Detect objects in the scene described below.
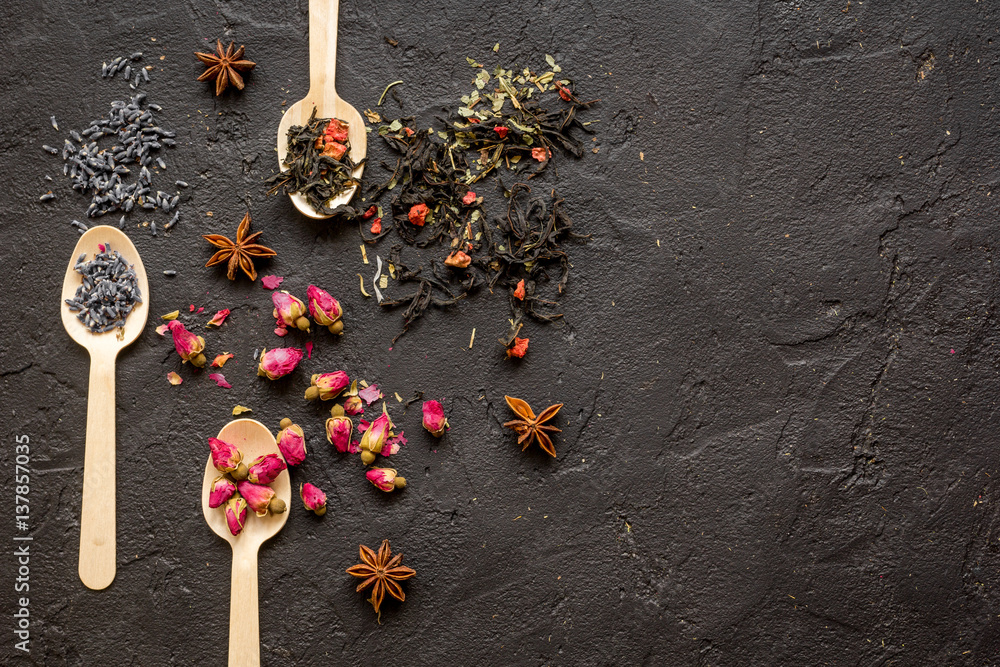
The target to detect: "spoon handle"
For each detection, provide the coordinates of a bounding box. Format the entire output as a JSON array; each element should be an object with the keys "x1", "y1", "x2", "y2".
[
  {"x1": 229, "y1": 545, "x2": 260, "y2": 667},
  {"x1": 308, "y1": 0, "x2": 340, "y2": 101},
  {"x1": 78, "y1": 353, "x2": 116, "y2": 590}
]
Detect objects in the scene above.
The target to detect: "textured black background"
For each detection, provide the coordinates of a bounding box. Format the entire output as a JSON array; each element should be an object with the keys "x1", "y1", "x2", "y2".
[{"x1": 2, "y1": 0, "x2": 1000, "y2": 665}]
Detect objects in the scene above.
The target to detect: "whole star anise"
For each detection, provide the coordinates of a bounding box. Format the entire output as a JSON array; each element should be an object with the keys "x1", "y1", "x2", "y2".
[
  {"x1": 346, "y1": 539, "x2": 416, "y2": 615},
  {"x1": 202, "y1": 212, "x2": 275, "y2": 281},
  {"x1": 503, "y1": 395, "x2": 563, "y2": 457},
  {"x1": 195, "y1": 40, "x2": 256, "y2": 96}
]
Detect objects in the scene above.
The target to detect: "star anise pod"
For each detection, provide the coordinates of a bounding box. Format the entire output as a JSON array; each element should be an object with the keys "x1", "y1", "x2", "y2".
[
  {"x1": 195, "y1": 40, "x2": 256, "y2": 96},
  {"x1": 503, "y1": 395, "x2": 563, "y2": 457},
  {"x1": 202, "y1": 212, "x2": 275, "y2": 281},
  {"x1": 346, "y1": 539, "x2": 416, "y2": 615}
]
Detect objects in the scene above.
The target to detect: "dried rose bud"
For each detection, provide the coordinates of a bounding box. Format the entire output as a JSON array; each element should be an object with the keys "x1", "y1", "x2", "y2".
[
  {"x1": 422, "y1": 400, "x2": 449, "y2": 437},
  {"x1": 208, "y1": 437, "x2": 243, "y2": 473},
  {"x1": 276, "y1": 422, "x2": 307, "y2": 466},
  {"x1": 237, "y1": 480, "x2": 286, "y2": 517},
  {"x1": 225, "y1": 495, "x2": 248, "y2": 536},
  {"x1": 209, "y1": 476, "x2": 236, "y2": 509},
  {"x1": 360, "y1": 409, "x2": 393, "y2": 458},
  {"x1": 513, "y1": 279, "x2": 525, "y2": 300},
  {"x1": 247, "y1": 453, "x2": 287, "y2": 485},
  {"x1": 304, "y1": 371, "x2": 350, "y2": 401},
  {"x1": 306, "y1": 285, "x2": 344, "y2": 334},
  {"x1": 272, "y1": 291, "x2": 310, "y2": 332},
  {"x1": 325, "y1": 414, "x2": 354, "y2": 454},
  {"x1": 167, "y1": 320, "x2": 207, "y2": 367},
  {"x1": 343, "y1": 395, "x2": 364, "y2": 416},
  {"x1": 444, "y1": 251, "x2": 471, "y2": 268},
  {"x1": 507, "y1": 336, "x2": 529, "y2": 359},
  {"x1": 366, "y1": 467, "x2": 407, "y2": 492},
  {"x1": 231, "y1": 462, "x2": 249, "y2": 481},
  {"x1": 257, "y1": 347, "x2": 303, "y2": 380},
  {"x1": 408, "y1": 203, "x2": 429, "y2": 226},
  {"x1": 300, "y1": 483, "x2": 327, "y2": 516}
]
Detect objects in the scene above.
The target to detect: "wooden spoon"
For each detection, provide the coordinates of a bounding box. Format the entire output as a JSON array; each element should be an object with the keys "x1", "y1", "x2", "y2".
[
  {"x1": 60, "y1": 226, "x2": 149, "y2": 590},
  {"x1": 276, "y1": 0, "x2": 366, "y2": 219},
  {"x1": 201, "y1": 419, "x2": 291, "y2": 667}
]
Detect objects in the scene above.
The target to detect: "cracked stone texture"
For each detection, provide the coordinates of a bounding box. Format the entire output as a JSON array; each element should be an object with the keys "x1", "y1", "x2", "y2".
[{"x1": 1, "y1": 0, "x2": 999, "y2": 664}]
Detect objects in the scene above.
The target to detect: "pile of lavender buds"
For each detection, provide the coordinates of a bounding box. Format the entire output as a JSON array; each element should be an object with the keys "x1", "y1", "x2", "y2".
[
  {"x1": 102, "y1": 52, "x2": 150, "y2": 89},
  {"x1": 64, "y1": 244, "x2": 142, "y2": 333},
  {"x1": 53, "y1": 91, "x2": 180, "y2": 234}
]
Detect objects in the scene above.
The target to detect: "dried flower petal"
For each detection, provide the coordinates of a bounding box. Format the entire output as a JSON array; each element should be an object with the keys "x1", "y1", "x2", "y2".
[
  {"x1": 422, "y1": 400, "x2": 449, "y2": 437},
  {"x1": 208, "y1": 373, "x2": 231, "y2": 388},
  {"x1": 212, "y1": 352, "x2": 234, "y2": 368},
  {"x1": 208, "y1": 437, "x2": 243, "y2": 473},
  {"x1": 300, "y1": 482, "x2": 327, "y2": 515},
  {"x1": 206, "y1": 308, "x2": 231, "y2": 328},
  {"x1": 344, "y1": 395, "x2": 364, "y2": 415},
  {"x1": 276, "y1": 421, "x2": 307, "y2": 466},
  {"x1": 225, "y1": 495, "x2": 248, "y2": 536},
  {"x1": 232, "y1": 405, "x2": 253, "y2": 415},
  {"x1": 366, "y1": 467, "x2": 406, "y2": 492},
  {"x1": 261, "y1": 275, "x2": 284, "y2": 290},
  {"x1": 383, "y1": 431, "x2": 407, "y2": 456},
  {"x1": 161, "y1": 310, "x2": 180, "y2": 320},
  {"x1": 155, "y1": 323, "x2": 170, "y2": 336},
  {"x1": 358, "y1": 383, "x2": 382, "y2": 405},
  {"x1": 166, "y1": 371, "x2": 183, "y2": 386},
  {"x1": 305, "y1": 341, "x2": 313, "y2": 359},
  {"x1": 209, "y1": 476, "x2": 236, "y2": 508},
  {"x1": 494, "y1": 126, "x2": 509, "y2": 139},
  {"x1": 408, "y1": 203, "x2": 429, "y2": 226},
  {"x1": 257, "y1": 347, "x2": 303, "y2": 380},
  {"x1": 246, "y1": 453, "x2": 287, "y2": 485}
]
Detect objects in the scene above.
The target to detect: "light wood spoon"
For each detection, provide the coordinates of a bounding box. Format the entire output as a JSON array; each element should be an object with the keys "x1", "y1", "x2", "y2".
[
  {"x1": 202, "y1": 419, "x2": 291, "y2": 667},
  {"x1": 277, "y1": 0, "x2": 366, "y2": 219},
  {"x1": 60, "y1": 226, "x2": 149, "y2": 590}
]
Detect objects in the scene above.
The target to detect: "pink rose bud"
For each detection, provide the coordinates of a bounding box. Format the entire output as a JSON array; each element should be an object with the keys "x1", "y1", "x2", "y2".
[
  {"x1": 247, "y1": 453, "x2": 287, "y2": 485},
  {"x1": 257, "y1": 347, "x2": 303, "y2": 380},
  {"x1": 300, "y1": 483, "x2": 327, "y2": 516},
  {"x1": 304, "y1": 371, "x2": 350, "y2": 401},
  {"x1": 307, "y1": 285, "x2": 344, "y2": 334},
  {"x1": 343, "y1": 395, "x2": 364, "y2": 415},
  {"x1": 325, "y1": 415, "x2": 354, "y2": 454},
  {"x1": 276, "y1": 421, "x2": 307, "y2": 466},
  {"x1": 167, "y1": 320, "x2": 207, "y2": 367},
  {"x1": 272, "y1": 291, "x2": 310, "y2": 332},
  {"x1": 209, "y1": 476, "x2": 236, "y2": 508},
  {"x1": 208, "y1": 437, "x2": 243, "y2": 473},
  {"x1": 225, "y1": 495, "x2": 248, "y2": 536},
  {"x1": 237, "y1": 480, "x2": 287, "y2": 517},
  {"x1": 422, "y1": 400, "x2": 449, "y2": 437},
  {"x1": 366, "y1": 467, "x2": 407, "y2": 492}
]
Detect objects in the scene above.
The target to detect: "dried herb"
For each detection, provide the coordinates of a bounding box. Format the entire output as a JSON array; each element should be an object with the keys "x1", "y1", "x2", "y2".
[
  {"x1": 202, "y1": 212, "x2": 276, "y2": 281},
  {"x1": 366, "y1": 56, "x2": 594, "y2": 347},
  {"x1": 346, "y1": 539, "x2": 416, "y2": 615},
  {"x1": 195, "y1": 40, "x2": 256, "y2": 96},
  {"x1": 266, "y1": 108, "x2": 361, "y2": 214},
  {"x1": 503, "y1": 395, "x2": 562, "y2": 457}
]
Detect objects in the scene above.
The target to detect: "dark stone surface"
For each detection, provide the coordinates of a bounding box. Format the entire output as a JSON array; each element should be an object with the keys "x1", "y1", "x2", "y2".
[{"x1": 2, "y1": 0, "x2": 999, "y2": 664}]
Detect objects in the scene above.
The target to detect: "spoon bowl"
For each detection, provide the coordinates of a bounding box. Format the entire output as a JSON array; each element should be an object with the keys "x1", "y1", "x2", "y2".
[
  {"x1": 276, "y1": 0, "x2": 366, "y2": 219},
  {"x1": 202, "y1": 419, "x2": 290, "y2": 667},
  {"x1": 60, "y1": 225, "x2": 149, "y2": 590}
]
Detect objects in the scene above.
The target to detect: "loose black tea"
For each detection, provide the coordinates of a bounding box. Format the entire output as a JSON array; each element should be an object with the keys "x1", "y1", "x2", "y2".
[
  {"x1": 267, "y1": 109, "x2": 361, "y2": 214},
  {"x1": 65, "y1": 244, "x2": 142, "y2": 333}
]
